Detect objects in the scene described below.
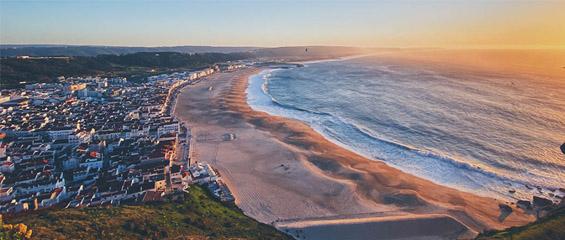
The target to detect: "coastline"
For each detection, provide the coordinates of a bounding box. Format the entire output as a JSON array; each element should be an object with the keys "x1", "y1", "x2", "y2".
[{"x1": 174, "y1": 67, "x2": 534, "y2": 239}]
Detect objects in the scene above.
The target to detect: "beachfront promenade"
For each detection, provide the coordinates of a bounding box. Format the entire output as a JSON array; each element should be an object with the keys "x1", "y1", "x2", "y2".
[{"x1": 166, "y1": 65, "x2": 242, "y2": 201}]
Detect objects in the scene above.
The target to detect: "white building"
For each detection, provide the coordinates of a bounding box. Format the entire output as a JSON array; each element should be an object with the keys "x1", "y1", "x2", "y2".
[
  {"x1": 48, "y1": 128, "x2": 74, "y2": 141},
  {"x1": 157, "y1": 122, "x2": 179, "y2": 137}
]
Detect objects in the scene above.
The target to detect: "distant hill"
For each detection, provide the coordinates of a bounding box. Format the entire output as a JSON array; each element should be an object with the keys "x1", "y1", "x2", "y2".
[
  {"x1": 0, "y1": 45, "x2": 366, "y2": 88},
  {"x1": 0, "y1": 45, "x2": 260, "y2": 57},
  {"x1": 0, "y1": 51, "x2": 253, "y2": 88},
  {"x1": 0, "y1": 45, "x2": 366, "y2": 58},
  {"x1": 252, "y1": 46, "x2": 365, "y2": 59}
]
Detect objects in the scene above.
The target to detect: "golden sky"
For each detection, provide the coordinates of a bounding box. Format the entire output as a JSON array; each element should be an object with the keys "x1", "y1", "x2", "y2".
[{"x1": 1, "y1": 1, "x2": 564, "y2": 48}]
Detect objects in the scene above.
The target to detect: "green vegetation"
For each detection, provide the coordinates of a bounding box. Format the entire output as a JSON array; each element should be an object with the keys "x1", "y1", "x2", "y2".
[
  {"x1": 476, "y1": 207, "x2": 565, "y2": 240},
  {"x1": 0, "y1": 52, "x2": 253, "y2": 88},
  {"x1": 0, "y1": 46, "x2": 364, "y2": 88},
  {"x1": 0, "y1": 45, "x2": 258, "y2": 57},
  {"x1": 0, "y1": 215, "x2": 32, "y2": 240},
  {"x1": 5, "y1": 186, "x2": 291, "y2": 240}
]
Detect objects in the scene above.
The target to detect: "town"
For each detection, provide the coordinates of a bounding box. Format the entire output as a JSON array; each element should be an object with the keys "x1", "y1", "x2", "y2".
[{"x1": 0, "y1": 63, "x2": 244, "y2": 214}]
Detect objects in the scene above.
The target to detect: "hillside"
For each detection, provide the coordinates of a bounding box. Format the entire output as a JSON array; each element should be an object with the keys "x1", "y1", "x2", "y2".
[
  {"x1": 476, "y1": 206, "x2": 565, "y2": 240},
  {"x1": 0, "y1": 46, "x2": 366, "y2": 89},
  {"x1": 0, "y1": 45, "x2": 364, "y2": 58},
  {"x1": 0, "y1": 45, "x2": 260, "y2": 57},
  {"x1": 0, "y1": 52, "x2": 253, "y2": 88},
  {"x1": 251, "y1": 46, "x2": 365, "y2": 60},
  {"x1": 4, "y1": 186, "x2": 292, "y2": 240}
]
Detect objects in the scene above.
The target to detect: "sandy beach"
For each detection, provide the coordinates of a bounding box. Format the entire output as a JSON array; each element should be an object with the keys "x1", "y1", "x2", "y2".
[{"x1": 174, "y1": 68, "x2": 534, "y2": 239}]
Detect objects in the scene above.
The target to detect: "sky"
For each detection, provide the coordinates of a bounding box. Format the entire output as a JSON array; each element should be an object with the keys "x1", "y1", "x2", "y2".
[{"x1": 1, "y1": 0, "x2": 565, "y2": 48}]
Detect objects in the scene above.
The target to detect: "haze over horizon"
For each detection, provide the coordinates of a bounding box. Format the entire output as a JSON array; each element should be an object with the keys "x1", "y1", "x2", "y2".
[{"x1": 1, "y1": 0, "x2": 565, "y2": 49}]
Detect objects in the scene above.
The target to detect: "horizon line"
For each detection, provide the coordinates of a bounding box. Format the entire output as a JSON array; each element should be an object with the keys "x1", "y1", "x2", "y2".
[{"x1": 2, "y1": 43, "x2": 565, "y2": 51}]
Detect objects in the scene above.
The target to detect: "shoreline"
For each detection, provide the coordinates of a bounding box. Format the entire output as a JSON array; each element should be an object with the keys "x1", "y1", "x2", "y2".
[
  {"x1": 174, "y1": 67, "x2": 534, "y2": 239},
  {"x1": 246, "y1": 67, "x2": 553, "y2": 203}
]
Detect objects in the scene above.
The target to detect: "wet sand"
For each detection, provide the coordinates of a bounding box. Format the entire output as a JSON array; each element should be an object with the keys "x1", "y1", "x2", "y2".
[{"x1": 174, "y1": 68, "x2": 534, "y2": 239}]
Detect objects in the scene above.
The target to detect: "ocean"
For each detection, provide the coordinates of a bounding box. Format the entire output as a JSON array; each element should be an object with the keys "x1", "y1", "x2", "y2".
[{"x1": 246, "y1": 51, "x2": 565, "y2": 201}]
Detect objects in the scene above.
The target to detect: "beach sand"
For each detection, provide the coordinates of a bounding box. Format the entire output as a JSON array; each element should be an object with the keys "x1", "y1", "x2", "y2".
[{"x1": 174, "y1": 68, "x2": 534, "y2": 239}]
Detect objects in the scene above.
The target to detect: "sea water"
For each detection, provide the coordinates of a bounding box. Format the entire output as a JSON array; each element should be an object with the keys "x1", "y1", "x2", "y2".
[{"x1": 247, "y1": 53, "x2": 565, "y2": 201}]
